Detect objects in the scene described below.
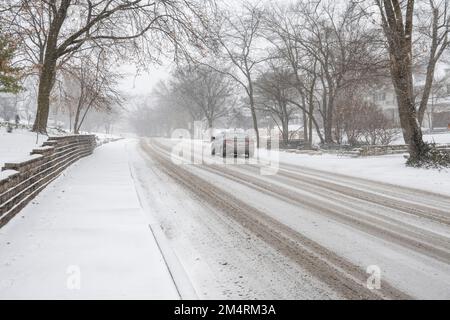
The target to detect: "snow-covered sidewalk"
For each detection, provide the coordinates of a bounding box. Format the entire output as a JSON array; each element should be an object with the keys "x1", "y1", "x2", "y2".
[{"x1": 0, "y1": 140, "x2": 179, "y2": 299}]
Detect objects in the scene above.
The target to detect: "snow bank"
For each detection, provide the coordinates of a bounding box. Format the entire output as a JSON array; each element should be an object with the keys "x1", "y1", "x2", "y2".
[
  {"x1": 0, "y1": 128, "x2": 47, "y2": 168},
  {"x1": 275, "y1": 151, "x2": 450, "y2": 197},
  {"x1": 392, "y1": 132, "x2": 450, "y2": 145},
  {"x1": 423, "y1": 132, "x2": 450, "y2": 144},
  {"x1": 0, "y1": 124, "x2": 122, "y2": 169}
]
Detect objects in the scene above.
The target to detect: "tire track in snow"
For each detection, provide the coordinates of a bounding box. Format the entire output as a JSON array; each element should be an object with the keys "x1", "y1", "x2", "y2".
[
  {"x1": 152, "y1": 138, "x2": 450, "y2": 263},
  {"x1": 273, "y1": 164, "x2": 450, "y2": 225},
  {"x1": 142, "y1": 139, "x2": 411, "y2": 300},
  {"x1": 152, "y1": 139, "x2": 450, "y2": 262},
  {"x1": 197, "y1": 163, "x2": 450, "y2": 265},
  {"x1": 278, "y1": 162, "x2": 450, "y2": 214}
]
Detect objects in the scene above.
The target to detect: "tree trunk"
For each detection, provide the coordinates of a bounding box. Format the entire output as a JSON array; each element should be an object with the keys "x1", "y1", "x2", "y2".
[
  {"x1": 320, "y1": 85, "x2": 330, "y2": 144},
  {"x1": 77, "y1": 103, "x2": 95, "y2": 134},
  {"x1": 281, "y1": 117, "x2": 289, "y2": 145},
  {"x1": 31, "y1": 1, "x2": 69, "y2": 133},
  {"x1": 207, "y1": 116, "x2": 213, "y2": 129},
  {"x1": 294, "y1": 101, "x2": 324, "y2": 145},
  {"x1": 303, "y1": 110, "x2": 308, "y2": 143},
  {"x1": 324, "y1": 95, "x2": 334, "y2": 144},
  {"x1": 417, "y1": 59, "x2": 437, "y2": 125},
  {"x1": 308, "y1": 104, "x2": 313, "y2": 147},
  {"x1": 248, "y1": 83, "x2": 260, "y2": 148},
  {"x1": 73, "y1": 98, "x2": 83, "y2": 134},
  {"x1": 397, "y1": 96, "x2": 426, "y2": 160},
  {"x1": 417, "y1": 6, "x2": 444, "y2": 126},
  {"x1": 32, "y1": 57, "x2": 57, "y2": 133},
  {"x1": 391, "y1": 63, "x2": 427, "y2": 161},
  {"x1": 377, "y1": 0, "x2": 428, "y2": 163},
  {"x1": 73, "y1": 107, "x2": 81, "y2": 134}
]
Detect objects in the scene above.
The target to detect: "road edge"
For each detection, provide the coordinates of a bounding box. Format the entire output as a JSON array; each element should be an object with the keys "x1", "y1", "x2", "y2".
[{"x1": 126, "y1": 140, "x2": 198, "y2": 300}]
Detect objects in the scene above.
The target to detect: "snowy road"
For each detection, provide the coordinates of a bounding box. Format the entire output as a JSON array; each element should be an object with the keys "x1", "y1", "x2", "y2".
[{"x1": 130, "y1": 138, "x2": 450, "y2": 300}]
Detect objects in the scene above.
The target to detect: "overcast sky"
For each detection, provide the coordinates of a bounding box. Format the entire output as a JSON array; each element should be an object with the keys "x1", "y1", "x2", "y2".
[
  {"x1": 117, "y1": 0, "x2": 290, "y2": 97},
  {"x1": 118, "y1": 63, "x2": 171, "y2": 97}
]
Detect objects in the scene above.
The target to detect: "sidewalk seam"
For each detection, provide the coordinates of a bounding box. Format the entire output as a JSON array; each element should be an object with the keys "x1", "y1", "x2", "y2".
[{"x1": 126, "y1": 141, "x2": 198, "y2": 300}]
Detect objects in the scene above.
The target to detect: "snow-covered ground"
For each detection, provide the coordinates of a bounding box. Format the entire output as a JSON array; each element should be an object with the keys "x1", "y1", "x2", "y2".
[
  {"x1": 274, "y1": 151, "x2": 450, "y2": 197},
  {"x1": 0, "y1": 124, "x2": 123, "y2": 169},
  {"x1": 274, "y1": 131, "x2": 450, "y2": 197},
  {"x1": 78, "y1": 130, "x2": 122, "y2": 144},
  {"x1": 134, "y1": 138, "x2": 450, "y2": 299},
  {"x1": 391, "y1": 132, "x2": 450, "y2": 145},
  {"x1": 93, "y1": 132, "x2": 122, "y2": 142},
  {"x1": 423, "y1": 132, "x2": 450, "y2": 144},
  {"x1": 1, "y1": 137, "x2": 449, "y2": 299},
  {"x1": 206, "y1": 131, "x2": 450, "y2": 197},
  {"x1": 0, "y1": 128, "x2": 47, "y2": 168},
  {"x1": 0, "y1": 140, "x2": 180, "y2": 299},
  {"x1": 290, "y1": 133, "x2": 450, "y2": 198}
]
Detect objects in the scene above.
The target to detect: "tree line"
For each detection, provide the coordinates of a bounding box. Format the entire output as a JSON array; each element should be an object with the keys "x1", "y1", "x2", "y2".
[{"x1": 1, "y1": 0, "x2": 450, "y2": 166}]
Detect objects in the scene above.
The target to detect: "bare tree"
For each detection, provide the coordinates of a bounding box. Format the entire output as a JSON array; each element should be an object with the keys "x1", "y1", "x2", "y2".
[
  {"x1": 334, "y1": 88, "x2": 397, "y2": 146},
  {"x1": 375, "y1": 0, "x2": 428, "y2": 162},
  {"x1": 171, "y1": 64, "x2": 234, "y2": 129},
  {"x1": 62, "y1": 50, "x2": 122, "y2": 134},
  {"x1": 360, "y1": 104, "x2": 396, "y2": 146},
  {"x1": 263, "y1": 4, "x2": 324, "y2": 145},
  {"x1": 151, "y1": 81, "x2": 195, "y2": 135},
  {"x1": 333, "y1": 89, "x2": 365, "y2": 145},
  {"x1": 265, "y1": 0, "x2": 384, "y2": 145},
  {"x1": 254, "y1": 65, "x2": 296, "y2": 145},
  {"x1": 20, "y1": 89, "x2": 36, "y2": 125},
  {"x1": 102, "y1": 109, "x2": 120, "y2": 134},
  {"x1": 198, "y1": 2, "x2": 266, "y2": 146},
  {"x1": 416, "y1": 0, "x2": 450, "y2": 125},
  {"x1": 0, "y1": 95, "x2": 16, "y2": 121},
  {"x1": 424, "y1": 75, "x2": 449, "y2": 130},
  {"x1": 1, "y1": 0, "x2": 210, "y2": 133},
  {"x1": 129, "y1": 90, "x2": 190, "y2": 137}
]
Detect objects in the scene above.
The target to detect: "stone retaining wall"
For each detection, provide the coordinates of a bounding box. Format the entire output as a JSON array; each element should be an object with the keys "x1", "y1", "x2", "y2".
[
  {"x1": 0, "y1": 135, "x2": 96, "y2": 228},
  {"x1": 350, "y1": 144, "x2": 450, "y2": 157},
  {"x1": 283, "y1": 143, "x2": 450, "y2": 157}
]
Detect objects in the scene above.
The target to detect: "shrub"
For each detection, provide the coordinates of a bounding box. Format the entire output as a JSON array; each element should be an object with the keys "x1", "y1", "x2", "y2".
[{"x1": 406, "y1": 143, "x2": 450, "y2": 169}]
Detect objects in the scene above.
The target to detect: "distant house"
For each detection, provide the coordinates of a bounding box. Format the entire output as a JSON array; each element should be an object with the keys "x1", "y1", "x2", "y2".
[
  {"x1": 367, "y1": 63, "x2": 450, "y2": 130},
  {"x1": 367, "y1": 85, "x2": 400, "y2": 126},
  {"x1": 427, "y1": 67, "x2": 450, "y2": 130}
]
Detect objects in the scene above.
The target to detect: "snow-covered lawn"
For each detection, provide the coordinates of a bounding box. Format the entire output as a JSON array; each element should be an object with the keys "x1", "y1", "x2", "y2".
[
  {"x1": 90, "y1": 132, "x2": 122, "y2": 141},
  {"x1": 0, "y1": 128, "x2": 47, "y2": 168},
  {"x1": 154, "y1": 137, "x2": 450, "y2": 199},
  {"x1": 0, "y1": 140, "x2": 179, "y2": 299},
  {"x1": 0, "y1": 124, "x2": 122, "y2": 169},
  {"x1": 274, "y1": 151, "x2": 450, "y2": 197},
  {"x1": 392, "y1": 131, "x2": 450, "y2": 145},
  {"x1": 262, "y1": 132, "x2": 450, "y2": 197},
  {"x1": 423, "y1": 132, "x2": 450, "y2": 144},
  {"x1": 276, "y1": 132, "x2": 450, "y2": 197}
]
